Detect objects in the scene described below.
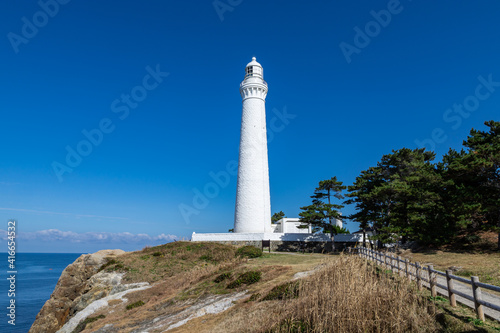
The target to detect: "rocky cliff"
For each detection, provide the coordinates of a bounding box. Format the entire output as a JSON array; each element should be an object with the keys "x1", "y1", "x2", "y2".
[
  {"x1": 29, "y1": 249, "x2": 126, "y2": 333},
  {"x1": 28, "y1": 242, "x2": 329, "y2": 333}
]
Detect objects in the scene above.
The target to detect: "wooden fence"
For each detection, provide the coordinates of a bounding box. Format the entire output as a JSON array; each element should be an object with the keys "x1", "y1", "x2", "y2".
[{"x1": 349, "y1": 247, "x2": 500, "y2": 322}]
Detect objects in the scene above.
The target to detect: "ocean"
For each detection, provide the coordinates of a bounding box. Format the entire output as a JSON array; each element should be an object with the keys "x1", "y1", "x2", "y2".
[{"x1": 0, "y1": 253, "x2": 82, "y2": 333}]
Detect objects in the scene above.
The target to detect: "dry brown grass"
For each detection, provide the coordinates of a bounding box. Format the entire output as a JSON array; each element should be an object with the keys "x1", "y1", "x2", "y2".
[
  {"x1": 103, "y1": 241, "x2": 239, "y2": 284},
  {"x1": 258, "y1": 255, "x2": 439, "y2": 333},
  {"x1": 177, "y1": 255, "x2": 441, "y2": 333},
  {"x1": 400, "y1": 248, "x2": 500, "y2": 287}
]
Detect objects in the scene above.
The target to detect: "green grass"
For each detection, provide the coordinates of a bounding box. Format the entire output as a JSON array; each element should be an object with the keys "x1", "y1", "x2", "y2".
[
  {"x1": 236, "y1": 246, "x2": 263, "y2": 258},
  {"x1": 126, "y1": 300, "x2": 145, "y2": 310},
  {"x1": 402, "y1": 250, "x2": 500, "y2": 287},
  {"x1": 429, "y1": 296, "x2": 448, "y2": 302},
  {"x1": 250, "y1": 253, "x2": 327, "y2": 266},
  {"x1": 98, "y1": 259, "x2": 117, "y2": 272},
  {"x1": 71, "y1": 314, "x2": 105, "y2": 333},
  {"x1": 247, "y1": 293, "x2": 260, "y2": 302},
  {"x1": 177, "y1": 279, "x2": 229, "y2": 300},
  {"x1": 262, "y1": 282, "x2": 299, "y2": 301},
  {"x1": 227, "y1": 271, "x2": 262, "y2": 289},
  {"x1": 417, "y1": 280, "x2": 500, "y2": 332},
  {"x1": 117, "y1": 242, "x2": 238, "y2": 283},
  {"x1": 214, "y1": 272, "x2": 232, "y2": 283}
]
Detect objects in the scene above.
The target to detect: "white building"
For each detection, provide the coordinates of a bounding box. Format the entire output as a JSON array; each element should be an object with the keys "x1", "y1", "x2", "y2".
[{"x1": 272, "y1": 218, "x2": 311, "y2": 233}]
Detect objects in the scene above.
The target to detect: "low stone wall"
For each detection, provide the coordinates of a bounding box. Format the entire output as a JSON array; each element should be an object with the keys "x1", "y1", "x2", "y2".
[{"x1": 195, "y1": 240, "x2": 334, "y2": 253}]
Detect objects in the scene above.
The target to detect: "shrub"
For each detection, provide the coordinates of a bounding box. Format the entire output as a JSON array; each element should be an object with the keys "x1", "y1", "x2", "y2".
[
  {"x1": 262, "y1": 282, "x2": 299, "y2": 301},
  {"x1": 227, "y1": 279, "x2": 242, "y2": 289},
  {"x1": 98, "y1": 259, "x2": 117, "y2": 272},
  {"x1": 227, "y1": 271, "x2": 261, "y2": 289},
  {"x1": 72, "y1": 314, "x2": 105, "y2": 333},
  {"x1": 455, "y1": 269, "x2": 474, "y2": 277},
  {"x1": 463, "y1": 234, "x2": 481, "y2": 244},
  {"x1": 236, "y1": 246, "x2": 263, "y2": 258},
  {"x1": 126, "y1": 300, "x2": 145, "y2": 310},
  {"x1": 199, "y1": 254, "x2": 213, "y2": 262},
  {"x1": 239, "y1": 271, "x2": 261, "y2": 284},
  {"x1": 152, "y1": 252, "x2": 162, "y2": 257},
  {"x1": 214, "y1": 272, "x2": 232, "y2": 283},
  {"x1": 106, "y1": 263, "x2": 127, "y2": 272}
]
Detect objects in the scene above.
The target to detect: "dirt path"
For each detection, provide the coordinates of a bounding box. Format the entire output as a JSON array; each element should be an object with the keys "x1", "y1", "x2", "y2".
[
  {"x1": 430, "y1": 276, "x2": 500, "y2": 321},
  {"x1": 373, "y1": 255, "x2": 500, "y2": 322}
]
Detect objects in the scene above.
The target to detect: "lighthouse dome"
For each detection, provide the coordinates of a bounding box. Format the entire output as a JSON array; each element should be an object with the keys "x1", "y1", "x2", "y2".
[{"x1": 245, "y1": 57, "x2": 263, "y2": 78}]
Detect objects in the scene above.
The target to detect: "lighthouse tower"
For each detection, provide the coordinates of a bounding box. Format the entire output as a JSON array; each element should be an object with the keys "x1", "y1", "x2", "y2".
[{"x1": 234, "y1": 57, "x2": 272, "y2": 233}]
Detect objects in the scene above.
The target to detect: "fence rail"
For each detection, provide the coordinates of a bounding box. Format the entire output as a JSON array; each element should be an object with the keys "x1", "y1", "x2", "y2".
[{"x1": 350, "y1": 247, "x2": 500, "y2": 322}]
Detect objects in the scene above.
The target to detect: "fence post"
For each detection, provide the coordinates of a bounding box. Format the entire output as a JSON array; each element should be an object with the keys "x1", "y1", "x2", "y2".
[
  {"x1": 405, "y1": 258, "x2": 409, "y2": 280},
  {"x1": 428, "y1": 265, "x2": 437, "y2": 297},
  {"x1": 471, "y1": 276, "x2": 485, "y2": 321},
  {"x1": 398, "y1": 256, "x2": 403, "y2": 277},
  {"x1": 416, "y1": 262, "x2": 422, "y2": 290},
  {"x1": 446, "y1": 270, "x2": 456, "y2": 307},
  {"x1": 384, "y1": 252, "x2": 388, "y2": 269}
]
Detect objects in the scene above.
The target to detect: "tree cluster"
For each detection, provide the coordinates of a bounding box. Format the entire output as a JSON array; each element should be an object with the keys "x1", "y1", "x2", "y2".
[{"x1": 345, "y1": 120, "x2": 500, "y2": 249}]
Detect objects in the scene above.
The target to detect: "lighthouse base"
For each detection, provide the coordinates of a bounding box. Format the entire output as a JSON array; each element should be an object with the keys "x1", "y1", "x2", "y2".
[{"x1": 190, "y1": 232, "x2": 364, "y2": 253}]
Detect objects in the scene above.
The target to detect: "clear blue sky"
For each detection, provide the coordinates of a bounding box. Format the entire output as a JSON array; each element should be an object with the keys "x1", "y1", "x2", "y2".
[{"x1": 1, "y1": 0, "x2": 499, "y2": 252}]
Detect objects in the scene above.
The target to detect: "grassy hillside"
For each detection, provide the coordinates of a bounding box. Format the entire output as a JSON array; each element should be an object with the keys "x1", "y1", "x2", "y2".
[{"x1": 74, "y1": 242, "x2": 500, "y2": 333}]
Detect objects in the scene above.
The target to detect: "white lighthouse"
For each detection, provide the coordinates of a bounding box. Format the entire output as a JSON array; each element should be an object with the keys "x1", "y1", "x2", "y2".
[
  {"x1": 234, "y1": 57, "x2": 272, "y2": 233},
  {"x1": 192, "y1": 57, "x2": 346, "y2": 246}
]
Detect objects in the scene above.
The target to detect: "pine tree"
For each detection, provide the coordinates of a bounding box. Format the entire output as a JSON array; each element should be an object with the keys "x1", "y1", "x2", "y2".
[
  {"x1": 271, "y1": 211, "x2": 286, "y2": 224},
  {"x1": 299, "y1": 177, "x2": 346, "y2": 250}
]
